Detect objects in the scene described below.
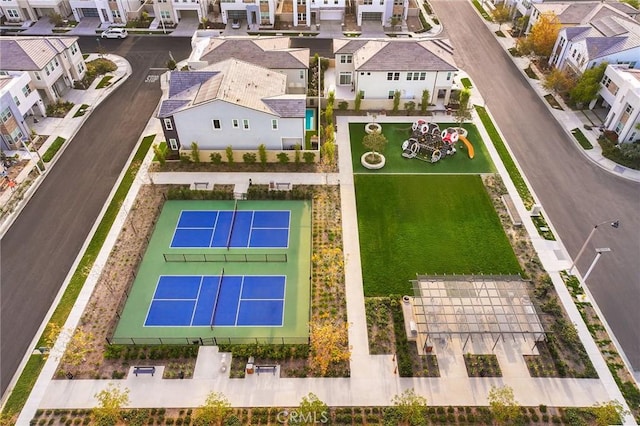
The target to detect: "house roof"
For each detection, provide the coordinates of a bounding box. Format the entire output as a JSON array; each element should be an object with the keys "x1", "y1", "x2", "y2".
[
  {"x1": 534, "y1": 2, "x2": 637, "y2": 26},
  {"x1": 0, "y1": 36, "x2": 77, "y2": 71},
  {"x1": 338, "y1": 40, "x2": 457, "y2": 72},
  {"x1": 334, "y1": 39, "x2": 369, "y2": 54},
  {"x1": 199, "y1": 37, "x2": 309, "y2": 69},
  {"x1": 158, "y1": 59, "x2": 305, "y2": 118}
]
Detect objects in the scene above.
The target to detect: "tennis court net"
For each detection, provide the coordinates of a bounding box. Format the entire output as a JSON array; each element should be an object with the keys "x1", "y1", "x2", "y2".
[{"x1": 163, "y1": 253, "x2": 288, "y2": 263}]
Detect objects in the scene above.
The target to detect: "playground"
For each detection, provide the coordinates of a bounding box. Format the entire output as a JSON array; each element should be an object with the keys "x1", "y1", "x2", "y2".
[
  {"x1": 354, "y1": 174, "x2": 521, "y2": 296},
  {"x1": 350, "y1": 121, "x2": 495, "y2": 174},
  {"x1": 112, "y1": 199, "x2": 312, "y2": 344}
]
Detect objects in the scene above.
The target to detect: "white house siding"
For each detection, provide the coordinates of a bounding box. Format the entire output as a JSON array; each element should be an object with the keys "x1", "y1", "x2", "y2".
[
  {"x1": 173, "y1": 100, "x2": 304, "y2": 150},
  {"x1": 600, "y1": 66, "x2": 640, "y2": 143},
  {"x1": 356, "y1": 0, "x2": 391, "y2": 25},
  {"x1": 70, "y1": 0, "x2": 111, "y2": 22},
  {"x1": 273, "y1": 68, "x2": 307, "y2": 94},
  {"x1": 4, "y1": 72, "x2": 46, "y2": 118},
  {"x1": 354, "y1": 69, "x2": 453, "y2": 104}
]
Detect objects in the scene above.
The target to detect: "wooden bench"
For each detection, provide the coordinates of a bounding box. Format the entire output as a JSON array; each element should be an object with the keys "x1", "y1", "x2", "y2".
[
  {"x1": 255, "y1": 365, "x2": 277, "y2": 375},
  {"x1": 501, "y1": 195, "x2": 522, "y2": 227},
  {"x1": 190, "y1": 182, "x2": 209, "y2": 190},
  {"x1": 133, "y1": 366, "x2": 156, "y2": 376},
  {"x1": 269, "y1": 182, "x2": 292, "y2": 191}
]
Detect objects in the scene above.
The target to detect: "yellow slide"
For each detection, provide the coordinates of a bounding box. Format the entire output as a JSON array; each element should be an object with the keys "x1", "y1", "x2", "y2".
[{"x1": 459, "y1": 135, "x2": 475, "y2": 159}]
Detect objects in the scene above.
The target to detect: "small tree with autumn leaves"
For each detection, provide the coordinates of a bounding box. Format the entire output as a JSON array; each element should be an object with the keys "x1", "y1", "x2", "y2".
[
  {"x1": 45, "y1": 322, "x2": 94, "y2": 373},
  {"x1": 309, "y1": 317, "x2": 350, "y2": 375},
  {"x1": 93, "y1": 384, "x2": 130, "y2": 425},
  {"x1": 517, "y1": 12, "x2": 561, "y2": 64},
  {"x1": 488, "y1": 385, "x2": 521, "y2": 425},
  {"x1": 193, "y1": 392, "x2": 232, "y2": 426},
  {"x1": 492, "y1": 4, "x2": 511, "y2": 31},
  {"x1": 392, "y1": 388, "x2": 428, "y2": 426},
  {"x1": 543, "y1": 67, "x2": 576, "y2": 96}
]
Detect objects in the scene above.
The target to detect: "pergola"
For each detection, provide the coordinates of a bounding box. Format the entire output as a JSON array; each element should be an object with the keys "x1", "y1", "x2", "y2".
[{"x1": 411, "y1": 274, "x2": 545, "y2": 352}]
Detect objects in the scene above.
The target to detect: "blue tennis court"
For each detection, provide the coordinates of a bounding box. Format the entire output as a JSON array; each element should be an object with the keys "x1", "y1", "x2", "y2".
[
  {"x1": 145, "y1": 275, "x2": 286, "y2": 327},
  {"x1": 170, "y1": 210, "x2": 290, "y2": 249}
]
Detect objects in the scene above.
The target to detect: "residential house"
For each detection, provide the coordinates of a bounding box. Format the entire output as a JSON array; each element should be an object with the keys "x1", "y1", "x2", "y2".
[
  {"x1": 291, "y1": 0, "x2": 345, "y2": 27},
  {"x1": 355, "y1": 0, "x2": 407, "y2": 26},
  {"x1": 331, "y1": 39, "x2": 457, "y2": 109},
  {"x1": 156, "y1": 59, "x2": 306, "y2": 158},
  {"x1": 0, "y1": 0, "x2": 71, "y2": 22},
  {"x1": 0, "y1": 72, "x2": 46, "y2": 151},
  {"x1": 0, "y1": 36, "x2": 86, "y2": 104},
  {"x1": 188, "y1": 37, "x2": 310, "y2": 94},
  {"x1": 68, "y1": 0, "x2": 146, "y2": 24},
  {"x1": 218, "y1": 0, "x2": 277, "y2": 27},
  {"x1": 597, "y1": 65, "x2": 640, "y2": 143},
  {"x1": 549, "y1": 15, "x2": 640, "y2": 75},
  {"x1": 526, "y1": 1, "x2": 639, "y2": 34}
]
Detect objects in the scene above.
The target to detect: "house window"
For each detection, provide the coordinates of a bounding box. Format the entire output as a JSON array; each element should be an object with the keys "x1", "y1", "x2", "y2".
[
  {"x1": 419, "y1": 72, "x2": 426, "y2": 80},
  {"x1": 625, "y1": 103, "x2": 633, "y2": 115},
  {"x1": 54, "y1": 58, "x2": 59, "y2": 67},
  {"x1": 163, "y1": 118, "x2": 173, "y2": 130},
  {"x1": 394, "y1": 0, "x2": 402, "y2": 4},
  {"x1": 298, "y1": 13, "x2": 306, "y2": 20},
  {"x1": 271, "y1": 119, "x2": 278, "y2": 130},
  {"x1": 297, "y1": 0, "x2": 305, "y2": 4},
  {"x1": 78, "y1": 62, "x2": 84, "y2": 73},
  {"x1": 571, "y1": 50, "x2": 576, "y2": 58},
  {"x1": 22, "y1": 84, "x2": 31, "y2": 96},
  {"x1": 340, "y1": 55, "x2": 352, "y2": 64},
  {"x1": 388, "y1": 90, "x2": 394, "y2": 99},
  {"x1": 6, "y1": 9, "x2": 19, "y2": 18},
  {"x1": 339, "y1": 72, "x2": 351, "y2": 85},
  {"x1": 386, "y1": 72, "x2": 399, "y2": 80},
  {"x1": 446, "y1": 72, "x2": 452, "y2": 81},
  {"x1": 300, "y1": 70, "x2": 304, "y2": 79},
  {"x1": 232, "y1": 119, "x2": 239, "y2": 128},
  {"x1": 407, "y1": 72, "x2": 419, "y2": 81},
  {"x1": 35, "y1": 72, "x2": 41, "y2": 81},
  {"x1": 160, "y1": 10, "x2": 170, "y2": 19},
  {"x1": 242, "y1": 119, "x2": 250, "y2": 130},
  {"x1": 112, "y1": 10, "x2": 121, "y2": 18},
  {"x1": 212, "y1": 119, "x2": 221, "y2": 129},
  {"x1": 1, "y1": 108, "x2": 13, "y2": 123},
  {"x1": 13, "y1": 96, "x2": 20, "y2": 107},
  {"x1": 10, "y1": 128, "x2": 24, "y2": 142},
  {"x1": 407, "y1": 72, "x2": 412, "y2": 80},
  {"x1": 70, "y1": 43, "x2": 78, "y2": 55},
  {"x1": 363, "y1": 0, "x2": 372, "y2": 4},
  {"x1": 168, "y1": 138, "x2": 179, "y2": 150}
]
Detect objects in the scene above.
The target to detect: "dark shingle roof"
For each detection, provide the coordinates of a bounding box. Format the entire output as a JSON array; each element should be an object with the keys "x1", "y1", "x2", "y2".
[
  {"x1": 263, "y1": 98, "x2": 306, "y2": 118},
  {"x1": 158, "y1": 100, "x2": 190, "y2": 118},
  {"x1": 0, "y1": 37, "x2": 77, "y2": 71},
  {"x1": 565, "y1": 26, "x2": 592, "y2": 40},
  {"x1": 168, "y1": 71, "x2": 218, "y2": 97},
  {"x1": 200, "y1": 39, "x2": 308, "y2": 69},
  {"x1": 356, "y1": 41, "x2": 456, "y2": 72},
  {"x1": 334, "y1": 40, "x2": 369, "y2": 54}
]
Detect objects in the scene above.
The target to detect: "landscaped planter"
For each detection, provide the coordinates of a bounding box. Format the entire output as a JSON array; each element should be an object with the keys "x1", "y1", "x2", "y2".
[
  {"x1": 365, "y1": 122, "x2": 382, "y2": 134},
  {"x1": 361, "y1": 152, "x2": 385, "y2": 169}
]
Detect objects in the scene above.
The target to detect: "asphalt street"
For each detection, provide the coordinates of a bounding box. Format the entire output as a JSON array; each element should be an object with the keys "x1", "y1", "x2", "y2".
[
  {"x1": 0, "y1": 37, "x2": 191, "y2": 397},
  {"x1": 432, "y1": 0, "x2": 640, "y2": 371}
]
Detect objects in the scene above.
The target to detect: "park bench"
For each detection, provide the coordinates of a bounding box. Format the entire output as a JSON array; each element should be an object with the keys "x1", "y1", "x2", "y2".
[
  {"x1": 255, "y1": 365, "x2": 277, "y2": 375},
  {"x1": 190, "y1": 182, "x2": 210, "y2": 190},
  {"x1": 269, "y1": 182, "x2": 291, "y2": 191},
  {"x1": 501, "y1": 195, "x2": 522, "y2": 227},
  {"x1": 133, "y1": 366, "x2": 156, "y2": 376}
]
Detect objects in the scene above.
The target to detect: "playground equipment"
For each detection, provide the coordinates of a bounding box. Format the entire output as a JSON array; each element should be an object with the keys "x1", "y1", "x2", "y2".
[{"x1": 401, "y1": 120, "x2": 474, "y2": 163}]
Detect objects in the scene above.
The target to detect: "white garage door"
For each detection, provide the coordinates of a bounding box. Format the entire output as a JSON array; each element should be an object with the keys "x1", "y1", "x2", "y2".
[
  {"x1": 362, "y1": 12, "x2": 382, "y2": 21},
  {"x1": 320, "y1": 9, "x2": 343, "y2": 20}
]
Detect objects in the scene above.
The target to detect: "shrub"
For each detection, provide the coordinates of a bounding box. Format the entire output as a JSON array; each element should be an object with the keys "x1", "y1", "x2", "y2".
[
  {"x1": 210, "y1": 152, "x2": 222, "y2": 164},
  {"x1": 294, "y1": 145, "x2": 301, "y2": 168},
  {"x1": 225, "y1": 146, "x2": 234, "y2": 164},
  {"x1": 46, "y1": 101, "x2": 74, "y2": 118},
  {"x1": 276, "y1": 152, "x2": 289, "y2": 164},
  {"x1": 190, "y1": 142, "x2": 200, "y2": 163},
  {"x1": 258, "y1": 144, "x2": 267, "y2": 169},
  {"x1": 303, "y1": 152, "x2": 315, "y2": 164},
  {"x1": 338, "y1": 101, "x2": 348, "y2": 110},
  {"x1": 242, "y1": 153, "x2": 256, "y2": 164}
]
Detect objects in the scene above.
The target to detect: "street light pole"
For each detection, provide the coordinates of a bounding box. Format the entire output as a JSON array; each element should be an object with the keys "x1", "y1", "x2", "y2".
[
  {"x1": 568, "y1": 220, "x2": 619, "y2": 275},
  {"x1": 582, "y1": 248, "x2": 611, "y2": 282}
]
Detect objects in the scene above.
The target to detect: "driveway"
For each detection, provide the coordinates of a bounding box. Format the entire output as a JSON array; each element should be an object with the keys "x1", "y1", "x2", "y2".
[
  {"x1": 19, "y1": 18, "x2": 54, "y2": 35},
  {"x1": 431, "y1": 0, "x2": 640, "y2": 372},
  {"x1": 67, "y1": 17, "x2": 101, "y2": 36},
  {"x1": 171, "y1": 17, "x2": 200, "y2": 37},
  {"x1": 361, "y1": 20, "x2": 385, "y2": 37},
  {"x1": 0, "y1": 36, "x2": 192, "y2": 398},
  {"x1": 318, "y1": 20, "x2": 343, "y2": 38}
]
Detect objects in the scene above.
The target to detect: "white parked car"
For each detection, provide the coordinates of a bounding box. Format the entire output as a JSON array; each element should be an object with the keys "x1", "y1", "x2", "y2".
[
  {"x1": 101, "y1": 28, "x2": 128, "y2": 39},
  {"x1": 231, "y1": 19, "x2": 241, "y2": 29}
]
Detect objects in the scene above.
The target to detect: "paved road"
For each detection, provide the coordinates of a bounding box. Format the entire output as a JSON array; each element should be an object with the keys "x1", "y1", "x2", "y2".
[
  {"x1": 431, "y1": 0, "x2": 640, "y2": 371},
  {"x1": 0, "y1": 36, "x2": 191, "y2": 397}
]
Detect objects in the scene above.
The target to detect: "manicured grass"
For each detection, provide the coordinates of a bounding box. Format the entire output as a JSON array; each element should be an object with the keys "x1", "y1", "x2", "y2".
[
  {"x1": 475, "y1": 106, "x2": 535, "y2": 208},
  {"x1": 355, "y1": 174, "x2": 521, "y2": 296},
  {"x1": 471, "y1": 0, "x2": 493, "y2": 20},
  {"x1": 460, "y1": 77, "x2": 473, "y2": 89},
  {"x1": 2, "y1": 135, "x2": 156, "y2": 419},
  {"x1": 495, "y1": 30, "x2": 506, "y2": 37},
  {"x1": 349, "y1": 122, "x2": 495, "y2": 174},
  {"x1": 0, "y1": 355, "x2": 45, "y2": 418},
  {"x1": 95, "y1": 75, "x2": 113, "y2": 89},
  {"x1": 544, "y1": 94, "x2": 563, "y2": 110},
  {"x1": 41, "y1": 136, "x2": 66, "y2": 163},
  {"x1": 153, "y1": 141, "x2": 167, "y2": 161},
  {"x1": 524, "y1": 66, "x2": 539, "y2": 80},
  {"x1": 571, "y1": 128, "x2": 593, "y2": 150},
  {"x1": 73, "y1": 104, "x2": 90, "y2": 118}
]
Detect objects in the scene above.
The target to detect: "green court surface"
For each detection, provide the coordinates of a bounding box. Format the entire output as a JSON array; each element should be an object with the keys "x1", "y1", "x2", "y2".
[
  {"x1": 355, "y1": 175, "x2": 521, "y2": 296},
  {"x1": 112, "y1": 200, "x2": 311, "y2": 344},
  {"x1": 350, "y1": 122, "x2": 495, "y2": 174}
]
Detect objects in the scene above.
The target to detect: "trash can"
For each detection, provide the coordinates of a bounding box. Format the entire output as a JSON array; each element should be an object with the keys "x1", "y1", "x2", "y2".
[{"x1": 246, "y1": 363, "x2": 254, "y2": 374}]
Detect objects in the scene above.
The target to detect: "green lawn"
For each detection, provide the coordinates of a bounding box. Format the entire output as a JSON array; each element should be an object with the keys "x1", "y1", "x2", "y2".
[
  {"x1": 349, "y1": 122, "x2": 495, "y2": 174},
  {"x1": 355, "y1": 174, "x2": 521, "y2": 296}
]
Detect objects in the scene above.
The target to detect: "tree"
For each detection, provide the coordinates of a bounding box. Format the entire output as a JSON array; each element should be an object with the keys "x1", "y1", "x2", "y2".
[
  {"x1": 454, "y1": 87, "x2": 472, "y2": 130},
  {"x1": 93, "y1": 384, "x2": 130, "y2": 426},
  {"x1": 492, "y1": 4, "x2": 511, "y2": 31},
  {"x1": 404, "y1": 101, "x2": 416, "y2": 115},
  {"x1": 355, "y1": 90, "x2": 364, "y2": 112},
  {"x1": 362, "y1": 131, "x2": 388, "y2": 156},
  {"x1": 569, "y1": 62, "x2": 607, "y2": 106},
  {"x1": 543, "y1": 68, "x2": 576, "y2": 96},
  {"x1": 190, "y1": 142, "x2": 200, "y2": 163},
  {"x1": 44, "y1": 322, "x2": 94, "y2": 368},
  {"x1": 321, "y1": 140, "x2": 336, "y2": 166},
  {"x1": 392, "y1": 90, "x2": 401, "y2": 113},
  {"x1": 324, "y1": 102, "x2": 333, "y2": 126},
  {"x1": 488, "y1": 385, "x2": 521, "y2": 425},
  {"x1": 225, "y1": 145, "x2": 234, "y2": 164},
  {"x1": 193, "y1": 392, "x2": 232, "y2": 426},
  {"x1": 388, "y1": 16, "x2": 402, "y2": 31},
  {"x1": 167, "y1": 59, "x2": 177, "y2": 70},
  {"x1": 591, "y1": 400, "x2": 626, "y2": 426},
  {"x1": 309, "y1": 318, "x2": 350, "y2": 375},
  {"x1": 153, "y1": 144, "x2": 166, "y2": 166},
  {"x1": 517, "y1": 12, "x2": 560, "y2": 62},
  {"x1": 421, "y1": 89, "x2": 430, "y2": 114},
  {"x1": 48, "y1": 12, "x2": 64, "y2": 27},
  {"x1": 297, "y1": 393, "x2": 329, "y2": 425},
  {"x1": 258, "y1": 143, "x2": 267, "y2": 169},
  {"x1": 392, "y1": 388, "x2": 428, "y2": 426},
  {"x1": 327, "y1": 90, "x2": 335, "y2": 108}
]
